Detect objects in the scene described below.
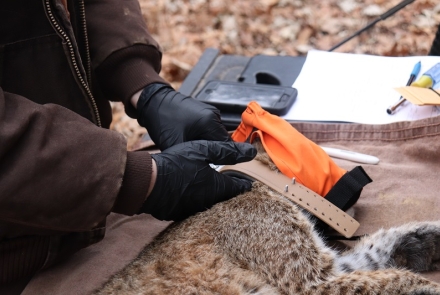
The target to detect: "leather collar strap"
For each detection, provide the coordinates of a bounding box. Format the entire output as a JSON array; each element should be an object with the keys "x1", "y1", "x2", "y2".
[{"x1": 219, "y1": 160, "x2": 360, "y2": 238}]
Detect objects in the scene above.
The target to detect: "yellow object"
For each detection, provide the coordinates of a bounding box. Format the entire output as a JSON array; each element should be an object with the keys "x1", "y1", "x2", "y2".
[
  {"x1": 395, "y1": 86, "x2": 440, "y2": 106},
  {"x1": 411, "y1": 75, "x2": 434, "y2": 88}
]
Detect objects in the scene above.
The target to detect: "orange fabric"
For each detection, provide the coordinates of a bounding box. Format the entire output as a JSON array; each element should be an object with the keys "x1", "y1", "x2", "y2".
[{"x1": 232, "y1": 101, "x2": 346, "y2": 197}]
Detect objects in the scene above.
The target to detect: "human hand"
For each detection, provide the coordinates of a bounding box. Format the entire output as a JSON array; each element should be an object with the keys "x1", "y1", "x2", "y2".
[
  {"x1": 140, "y1": 140, "x2": 257, "y2": 221},
  {"x1": 136, "y1": 83, "x2": 230, "y2": 150}
]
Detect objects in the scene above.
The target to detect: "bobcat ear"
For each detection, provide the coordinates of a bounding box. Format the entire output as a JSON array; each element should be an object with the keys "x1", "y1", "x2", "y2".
[{"x1": 221, "y1": 170, "x2": 255, "y2": 182}]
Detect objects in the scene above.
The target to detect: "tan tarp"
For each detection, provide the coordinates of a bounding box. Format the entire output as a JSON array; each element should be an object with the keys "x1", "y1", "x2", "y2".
[{"x1": 22, "y1": 115, "x2": 440, "y2": 294}]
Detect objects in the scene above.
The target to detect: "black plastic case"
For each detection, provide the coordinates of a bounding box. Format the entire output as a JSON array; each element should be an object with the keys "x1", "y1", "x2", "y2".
[{"x1": 196, "y1": 80, "x2": 297, "y2": 116}]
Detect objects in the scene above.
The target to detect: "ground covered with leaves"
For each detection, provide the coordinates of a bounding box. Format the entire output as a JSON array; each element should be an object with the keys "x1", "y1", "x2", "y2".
[{"x1": 111, "y1": 0, "x2": 440, "y2": 149}]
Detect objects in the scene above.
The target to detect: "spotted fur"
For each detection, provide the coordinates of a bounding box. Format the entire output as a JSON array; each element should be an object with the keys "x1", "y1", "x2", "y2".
[{"x1": 95, "y1": 144, "x2": 440, "y2": 295}]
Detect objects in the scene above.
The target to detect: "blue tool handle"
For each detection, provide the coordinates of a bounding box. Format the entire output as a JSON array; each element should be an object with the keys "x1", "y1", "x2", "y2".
[{"x1": 411, "y1": 61, "x2": 421, "y2": 77}]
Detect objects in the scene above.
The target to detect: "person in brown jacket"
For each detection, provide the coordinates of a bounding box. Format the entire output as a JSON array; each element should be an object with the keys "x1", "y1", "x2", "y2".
[{"x1": 0, "y1": 0, "x2": 256, "y2": 292}]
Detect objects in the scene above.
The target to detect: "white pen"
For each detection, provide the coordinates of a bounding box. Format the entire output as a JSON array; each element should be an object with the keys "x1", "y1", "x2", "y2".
[{"x1": 319, "y1": 146, "x2": 380, "y2": 165}]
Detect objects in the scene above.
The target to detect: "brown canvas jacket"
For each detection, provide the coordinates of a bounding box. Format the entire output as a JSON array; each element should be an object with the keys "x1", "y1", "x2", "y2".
[{"x1": 0, "y1": 0, "x2": 167, "y2": 285}]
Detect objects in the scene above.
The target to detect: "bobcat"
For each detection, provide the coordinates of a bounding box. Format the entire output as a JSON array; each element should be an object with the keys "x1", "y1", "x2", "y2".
[{"x1": 95, "y1": 143, "x2": 440, "y2": 295}]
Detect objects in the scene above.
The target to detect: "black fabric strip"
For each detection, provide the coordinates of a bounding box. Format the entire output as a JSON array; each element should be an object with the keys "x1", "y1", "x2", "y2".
[{"x1": 324, "y1": 166, "x2": 372, "y2": 211}]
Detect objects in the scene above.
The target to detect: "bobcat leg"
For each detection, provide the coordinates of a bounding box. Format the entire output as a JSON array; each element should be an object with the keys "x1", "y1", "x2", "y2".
[
  {"x1": 309, "y1": 269, "x2": 440, "y2": 295},
  {"x1": 336, "y1": 221, "x2": 440, "y2": 273}
]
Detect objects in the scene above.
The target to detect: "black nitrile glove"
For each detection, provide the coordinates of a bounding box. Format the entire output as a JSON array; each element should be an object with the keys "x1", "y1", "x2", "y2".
[
  {"x1": 137, "y1": 83, "x2": 230, "y2": 151},
  {"x1": 140, "y1": 140, "x2": 257, "y2": 221}
]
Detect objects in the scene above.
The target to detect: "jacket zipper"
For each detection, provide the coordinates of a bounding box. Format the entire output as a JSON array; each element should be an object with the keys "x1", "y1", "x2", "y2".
[
  {"x1": 78, "y1": 0, "x2": 92, "y2": 88},
  {"x1": 44, "y1": 0, "x2": 102, "y2": 127}
]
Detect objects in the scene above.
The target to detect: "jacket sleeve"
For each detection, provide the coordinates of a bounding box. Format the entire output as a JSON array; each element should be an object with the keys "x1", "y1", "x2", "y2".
[
  {"x1": 0, "y1": 89, "x2": 152, "y2": 232},
  {"x1": 84, "y1": 0, "x2": 169, "y2": 110}
]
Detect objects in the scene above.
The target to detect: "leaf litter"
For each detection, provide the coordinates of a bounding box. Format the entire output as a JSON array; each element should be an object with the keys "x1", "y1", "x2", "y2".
[{"x1": 111, "y1": 0, "x2": 440, "y2": 149}]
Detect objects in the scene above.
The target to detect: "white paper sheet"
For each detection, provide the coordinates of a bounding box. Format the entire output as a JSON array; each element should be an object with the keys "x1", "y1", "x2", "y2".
[{"x1": 282, "y1": 50, "x2": 440, "y2": 124}]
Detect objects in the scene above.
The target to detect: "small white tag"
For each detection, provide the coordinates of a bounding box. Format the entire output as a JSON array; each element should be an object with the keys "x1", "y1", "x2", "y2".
[{"x1": 209, "y1": 164, "x2": 224, "y2": 171}]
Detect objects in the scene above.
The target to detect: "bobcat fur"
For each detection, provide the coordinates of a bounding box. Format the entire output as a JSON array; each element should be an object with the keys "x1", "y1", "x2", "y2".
[{"x1": 95, "y1": 143, "x2": 440, "y2": 295}]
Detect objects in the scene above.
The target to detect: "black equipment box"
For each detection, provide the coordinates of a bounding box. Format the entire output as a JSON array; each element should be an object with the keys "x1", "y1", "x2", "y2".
[{"x1": 179, "y1": 48, "x2": 306, "y2": 130}]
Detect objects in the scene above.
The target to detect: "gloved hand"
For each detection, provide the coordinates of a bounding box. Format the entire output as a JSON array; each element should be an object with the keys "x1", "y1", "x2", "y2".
[
  {"x1": 140, "y1": 140, "x2": 257, "y2": 221},
  {"x1": 136, "y1": 83, "x2": 230, "y2": 150}
]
